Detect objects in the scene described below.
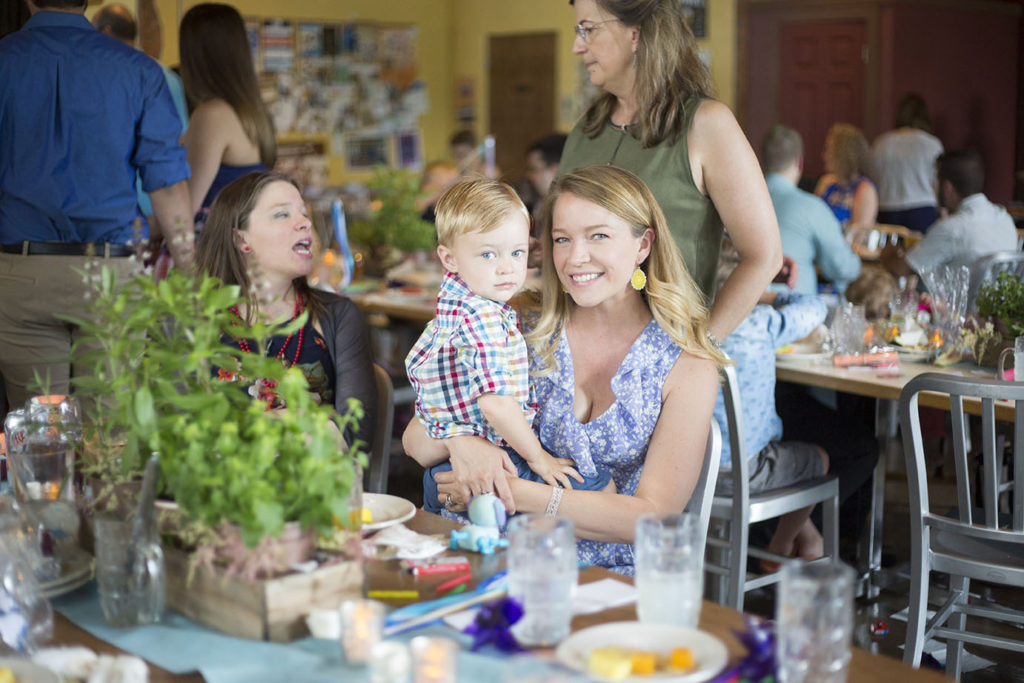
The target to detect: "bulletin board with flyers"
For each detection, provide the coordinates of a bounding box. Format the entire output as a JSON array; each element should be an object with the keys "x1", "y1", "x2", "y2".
[{"x1": 245, "y1": 18, "x2": 429, "y2": 187}]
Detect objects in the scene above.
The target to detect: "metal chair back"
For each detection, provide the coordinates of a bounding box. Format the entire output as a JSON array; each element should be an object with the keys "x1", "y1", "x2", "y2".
[
  {"x1": 365, "y1": 364, "x2": 394, "y2": 494},
  {"x1": 967, "y1": 251, "x2": 1024, "y2": 313},
  {"x1": 899, "y1": 372, "x2": 1024, "y2": 677},
  {"x1": 683, "y1": 420, "x2": 722, "y2": 554},
  {"x1": 705, "y1": 364, "x2": 839, "y2": 611}
]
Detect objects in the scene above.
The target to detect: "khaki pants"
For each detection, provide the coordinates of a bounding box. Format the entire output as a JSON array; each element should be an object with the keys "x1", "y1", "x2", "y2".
[{"x1": 0, "y1": 252, "x2": 141, "y2": 411}]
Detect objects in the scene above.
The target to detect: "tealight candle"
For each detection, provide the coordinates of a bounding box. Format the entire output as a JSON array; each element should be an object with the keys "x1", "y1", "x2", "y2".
[
  {"x1": 339, "y1": 599, "x2": 385, "y2": 665},
  {"x1": 410, "y1": 636, "x2": 458, "y2": 683}
]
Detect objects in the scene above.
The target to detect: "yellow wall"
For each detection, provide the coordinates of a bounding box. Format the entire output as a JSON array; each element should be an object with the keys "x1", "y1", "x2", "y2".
[
  {"x1": 97, "y1": 0, "x2": 739, "y2": 182},
  {"x1": 451, "y1": 0, "x2": 577, "y2": 138}
]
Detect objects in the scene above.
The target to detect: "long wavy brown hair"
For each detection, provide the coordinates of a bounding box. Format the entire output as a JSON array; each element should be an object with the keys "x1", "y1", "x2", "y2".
[
  {"x1": 525, "y1": 165, "x2": 726, "y2": 373},
  {"x1": 575, "y1": 0, "x2": 714, "y2": 148},
  {"x1": 180, "y1": 3, "x2": 276, "y2": 167},
  {"x1": 195, "y1": 171, "x2": 323, "y2": 324}
]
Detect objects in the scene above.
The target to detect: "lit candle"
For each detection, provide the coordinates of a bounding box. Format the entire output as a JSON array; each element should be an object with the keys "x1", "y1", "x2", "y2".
[
  {"x1": 410, "y1": 636, "x2": 458, "y2": 683},
  {"x1": 339, "y1": 599, "x2": 385, "y2": 665}
]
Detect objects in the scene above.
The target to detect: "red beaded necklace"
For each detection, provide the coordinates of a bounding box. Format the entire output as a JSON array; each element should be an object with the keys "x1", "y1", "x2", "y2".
[{"x1": 231, "y1": 294, "x2": 305, "y2": 368}]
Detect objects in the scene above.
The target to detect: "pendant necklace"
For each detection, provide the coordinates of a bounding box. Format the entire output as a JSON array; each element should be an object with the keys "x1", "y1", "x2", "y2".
[{"x1": 231, "y1": 294, "x2": 305, "y2": 368}]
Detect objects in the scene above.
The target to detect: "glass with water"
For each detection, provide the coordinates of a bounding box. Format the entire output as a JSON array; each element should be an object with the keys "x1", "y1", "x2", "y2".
[
  {"x1": 997, "y1": 336, "x2": 1024, "y2": 382},
  {"x1": 634, "y1": 512, "x2": 703, "y2": 628},
  {"x1": 506, "y1": 515, "x2": 578, "y2": 646},
  {"x1": 776, "y1": 560, "x2": 855, "y2": 683}
]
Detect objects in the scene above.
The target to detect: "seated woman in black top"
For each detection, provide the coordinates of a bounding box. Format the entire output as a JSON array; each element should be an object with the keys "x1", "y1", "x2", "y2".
[{"x1": 195, "y1": 171, "x2": 376, "y2": 448}]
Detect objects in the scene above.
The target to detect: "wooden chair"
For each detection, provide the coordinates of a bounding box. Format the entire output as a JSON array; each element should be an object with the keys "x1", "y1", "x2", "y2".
[
  {"x1": 900, "y1": 373, "x2": 1024, "y2": 678},
  {"x1": 705, "y1": 364, "x2": 840, "y2": 612},
  {"x1": 365, "y1": 364, "x2": 394, "y2": 494}
]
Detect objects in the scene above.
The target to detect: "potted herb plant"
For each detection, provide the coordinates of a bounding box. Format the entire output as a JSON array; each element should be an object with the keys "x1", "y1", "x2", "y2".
[
  {"x1": 69, "y1": 265, "x2": 366, "y2": 577},
  {"x1": 963, "y1": 271, "x2": 1024, "y2": 367},
  {"x1": 347, "y1": 167, "x2": 436, "y2": 275}
]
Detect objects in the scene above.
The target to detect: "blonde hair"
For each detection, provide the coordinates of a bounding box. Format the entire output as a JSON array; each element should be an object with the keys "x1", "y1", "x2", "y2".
[
  {"x1": 845, "y1": 266, "x2": 898, "y2": 320},
  {"x1": 526, "y1": 165, "x2": 727, "y2": 373},
  {"x1": 578, "y1": 0, "x2": 713, "y2": 148},
  {"x1": 825, "y1": 123, "x2": 871, "y2": 182},
  {"x1": 433, "y1": 177, "x2": 530, "y2": 248}
]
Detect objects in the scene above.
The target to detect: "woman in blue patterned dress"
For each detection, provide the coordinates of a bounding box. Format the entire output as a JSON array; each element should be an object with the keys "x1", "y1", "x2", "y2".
[
  {"x1": 404, "y1": 166, "x2": 726, "y2": 573},
  {"x1": 815, "y1": 123, "x2": 878, "y2": 231}
]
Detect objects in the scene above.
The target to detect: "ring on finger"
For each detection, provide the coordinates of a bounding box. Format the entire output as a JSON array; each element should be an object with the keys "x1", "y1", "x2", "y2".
[{"x1": 444, "y1": 493, "x2": 454, "y2": 508}]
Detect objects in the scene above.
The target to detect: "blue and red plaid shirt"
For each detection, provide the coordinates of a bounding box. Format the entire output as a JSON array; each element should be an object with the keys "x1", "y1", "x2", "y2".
[{"x1": 405, "y1": 272, "x2": 536, "y2": 444}]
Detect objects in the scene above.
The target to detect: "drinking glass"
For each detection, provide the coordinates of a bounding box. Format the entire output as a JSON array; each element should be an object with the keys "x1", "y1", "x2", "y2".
[
  {"x1": 506, "y1": 515, "x2": 578, "y2": 646},
  {"x1": 998, "y1": 336, "x2": 1024, "y2": 382},
  {"x1": 11, "y1": 396, "x2": 80, "y2": 502},
  {"x1": 410, "y1": 636, "x2": 458, "y2": 683},
  {"x1": 831, "y1": 303, "x2": 867, "y2": 355},
  {"x1": 634, "y1": 512, "x2": 703, "y2": 628},
  {"x1": 93, "y1": 514, "x2": 164, "y2": 627},
  {"x1": 776, "y1": 561, "x2": 855, "y2": 683},
  {"x1": 339, "y1": 599, "x2": 385, "y2": 665}
]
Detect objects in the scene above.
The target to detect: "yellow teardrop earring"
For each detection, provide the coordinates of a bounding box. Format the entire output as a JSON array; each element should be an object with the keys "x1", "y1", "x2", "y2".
[{"x1": 630, "y1": 267, "x2": 647, "y2": 291}]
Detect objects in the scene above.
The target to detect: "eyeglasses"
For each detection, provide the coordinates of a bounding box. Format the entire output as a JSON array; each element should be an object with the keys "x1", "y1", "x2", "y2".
[{"x1": 574, "y1": 20, "x2": 615, "y2": 43}]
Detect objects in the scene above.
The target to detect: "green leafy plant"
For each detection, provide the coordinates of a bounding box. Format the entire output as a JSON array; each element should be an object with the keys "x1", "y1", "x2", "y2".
[
  {"x1": 348, "y1": 167, "x2": 436, "y2": 254},
  {"x1": 975, "y1": 271, "x2": 1024, "y2": 338},
  {"x1": 67, "y1": 267, "x2": 366, "y2": 552}
]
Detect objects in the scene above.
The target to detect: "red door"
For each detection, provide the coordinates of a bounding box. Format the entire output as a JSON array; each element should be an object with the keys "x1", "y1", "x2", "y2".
[{"x1": 779, "y1": 20, "x2": 866, "y2": 177}]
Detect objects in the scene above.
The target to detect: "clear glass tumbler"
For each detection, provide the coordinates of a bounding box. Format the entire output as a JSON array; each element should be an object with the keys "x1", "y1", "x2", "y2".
[
  {"x1": 507, "y1": 515, "x2": 578, "y2": 646},
  {"x1": 634, "y1": 512, "x2": 704, "y2": 628},
  {"x1": 776, "y1": 560, "x2": 855, "y2": 683},
  {"x1": 93, "y1": 514, "x2": 164, "y2": 627}
]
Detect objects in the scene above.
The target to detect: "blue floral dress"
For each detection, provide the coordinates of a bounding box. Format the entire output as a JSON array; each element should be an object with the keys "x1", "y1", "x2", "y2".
[{"x1": 532, "y1": 319, "x2": 683, "y2": 574}]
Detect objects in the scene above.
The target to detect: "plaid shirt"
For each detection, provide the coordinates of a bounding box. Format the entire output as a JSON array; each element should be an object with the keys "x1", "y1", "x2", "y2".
[{"x1": 405, "y1": 272, "x2": 535, "y2": 444}]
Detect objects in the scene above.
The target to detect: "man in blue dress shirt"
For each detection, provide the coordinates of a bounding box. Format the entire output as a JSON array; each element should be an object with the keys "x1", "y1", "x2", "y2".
[
  {"x1": 761, "y1": 125, "x2": 861, "y2": 296},
  {"x1": 0, "y1": 0, "x2": 193, "y2": 409}
]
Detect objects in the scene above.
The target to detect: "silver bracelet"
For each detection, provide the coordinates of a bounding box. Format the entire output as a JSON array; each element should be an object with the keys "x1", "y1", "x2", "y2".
[{"x1": 545, "y1": 485, "x2": 564, "y2": 518}]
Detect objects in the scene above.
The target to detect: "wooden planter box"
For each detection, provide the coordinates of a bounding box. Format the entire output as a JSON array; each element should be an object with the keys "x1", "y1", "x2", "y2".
[{"x1": 164, "y1": 546, "x2": 364, "y2": 642}]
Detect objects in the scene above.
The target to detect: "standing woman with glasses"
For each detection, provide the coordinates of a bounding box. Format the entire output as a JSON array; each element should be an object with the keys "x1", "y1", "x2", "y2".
[
  {"x1": 179, "y1": 3, "x2": 275, "y2": 222},
  {"x1": 561, "y1": 0, "x2": 782, "y2": 340}
]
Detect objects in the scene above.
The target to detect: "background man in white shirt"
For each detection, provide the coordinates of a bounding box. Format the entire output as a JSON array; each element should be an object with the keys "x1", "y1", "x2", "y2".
[{"x1": 882, "y1": 148, "x2": 1017, "y2": 278}]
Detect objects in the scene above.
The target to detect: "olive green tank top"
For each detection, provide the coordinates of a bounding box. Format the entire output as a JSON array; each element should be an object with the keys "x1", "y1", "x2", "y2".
[{"x1": 558, "y1": 97, "x2": 724, "y2": 301}]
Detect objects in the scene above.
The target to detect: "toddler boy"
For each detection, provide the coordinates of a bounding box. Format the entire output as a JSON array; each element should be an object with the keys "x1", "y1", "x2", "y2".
[{"x1": 406, "y1": 178, "x2": 609, "y2": 514}]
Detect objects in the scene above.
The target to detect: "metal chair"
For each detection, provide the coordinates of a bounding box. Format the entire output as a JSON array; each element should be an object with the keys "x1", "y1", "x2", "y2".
[
  {"x1": 967, "y1": 251, "x2": 1024, "y2": 314},
  {"x1": 683, "y1": 420, "x2": 722, "y2": 554},
  {"x1": 899, "y1": 373, "x2": 1024, "y2": 677},
  {"x1": 705, "y1": 365, "x2": 840, "y2": 612},
  {"x1": 365, "y1": 364, "x2": 395, "y2": 494}
]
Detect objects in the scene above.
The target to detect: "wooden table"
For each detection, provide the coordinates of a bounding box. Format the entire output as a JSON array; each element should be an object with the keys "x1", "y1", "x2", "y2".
[
  {"x1": 775, "y1": 356, "x2": 1010, "y2": 597},
  {"x1": 51, "y1": 510, "x2": 949, "y2": 681}
]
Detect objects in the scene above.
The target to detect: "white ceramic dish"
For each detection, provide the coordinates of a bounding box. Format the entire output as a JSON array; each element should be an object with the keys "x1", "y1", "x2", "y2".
[
  {"x1": 38, "y1": 552, "x2": 93, "y2": 599},
  {"x1": 0, "y1": 656, "x2": 62, "y2": 683},
  {"x1": 775, "y1": 346, "x2": 829, "y2": 363},
  {"x1": 361, "y1": 493, "x2": 416, "y2": 532},
  {"x1": 894, "y1": 347, "x2": 933, "y2": 363},
  {"x1": 555, "y1": 621, "x2": 729, "y2": 683}
]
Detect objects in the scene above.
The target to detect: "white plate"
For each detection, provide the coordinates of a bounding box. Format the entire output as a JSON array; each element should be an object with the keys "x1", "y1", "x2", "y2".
[
  {"x1": 362, "y1": 493, "x2": 416, "y2": 532},
  {"x1": 0, "y1": 657, "x2": 62, "y2": 683},
  {"x1": 38, "y1": 552, "x2": 93, "y2": 599},
  {"x1": 895, "y1": 347, "x2": 933, "y2": 363},
  {"x1": 555, "y1": 621, "x2": 729, "y2": 683}
]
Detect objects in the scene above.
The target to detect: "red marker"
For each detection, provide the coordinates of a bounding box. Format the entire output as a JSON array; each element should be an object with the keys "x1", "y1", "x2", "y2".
[
  {"x1": 410, "y1": 561, "x2": 472, "y2": 577},
  {"x1": 435, "y1": 572, "x2": 473, "y2": 595}
]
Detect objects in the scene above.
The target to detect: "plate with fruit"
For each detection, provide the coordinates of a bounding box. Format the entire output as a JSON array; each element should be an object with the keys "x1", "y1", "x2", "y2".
[{"x1": 555, "y1": 621, "x2": 728, "y2": 682}]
